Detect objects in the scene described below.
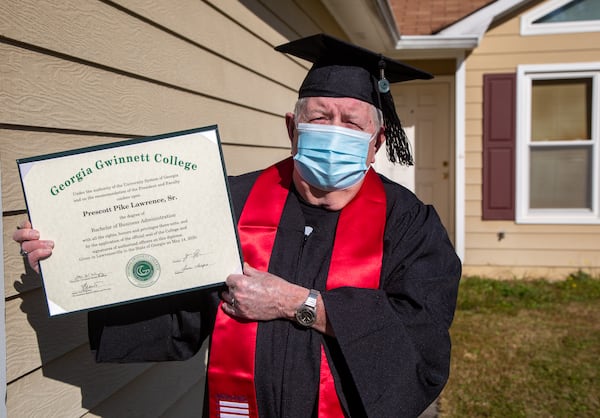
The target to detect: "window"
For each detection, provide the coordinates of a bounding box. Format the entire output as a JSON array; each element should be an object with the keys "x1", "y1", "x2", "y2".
[
  {"x1": 521, "y1": 0, "x2": 600, "y2": 35},
  {"x1": 516, "y1": 63, "x2": 600, "y2": 223}
]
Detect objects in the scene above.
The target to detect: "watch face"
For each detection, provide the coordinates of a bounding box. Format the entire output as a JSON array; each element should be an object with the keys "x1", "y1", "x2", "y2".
[{"x1": 296, "y1": 307, "x2": 316, "y2": 326}]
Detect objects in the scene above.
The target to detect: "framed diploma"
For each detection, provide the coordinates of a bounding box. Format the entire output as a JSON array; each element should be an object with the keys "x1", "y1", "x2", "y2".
[{"x1": 17, "y1": 126, "x2": 242, "y2": 316}]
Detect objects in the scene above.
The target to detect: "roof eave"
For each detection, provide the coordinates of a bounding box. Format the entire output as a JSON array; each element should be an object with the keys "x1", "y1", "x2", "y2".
[
  {"x1": 392, "y1": 0, "x2": 534, "y2": 52},
  {"x1": 437, "y1": 0, "x2": 533, "y2": 37},
  {"x1": 395, "y1": 35, "x2": 480, "y2": 50}
]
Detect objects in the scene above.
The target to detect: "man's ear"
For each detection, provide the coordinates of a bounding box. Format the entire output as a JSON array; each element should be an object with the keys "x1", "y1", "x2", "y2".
[
  {"x1": 369, "y1": 127, "x2": 386, "y2": 165},
  {"x1": 285, "y1": 112, "x2": 296, "y2": 142},
  {"x1": 374, "y1": 126, "x2": 385, "y2": 152},
  {"x1": 285, "y1": 112, "x2": 299, "y2": 155}
]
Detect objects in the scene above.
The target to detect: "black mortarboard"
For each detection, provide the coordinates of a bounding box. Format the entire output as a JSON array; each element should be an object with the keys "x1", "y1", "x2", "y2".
[{"x1": 275, "y1": 33, "x2": 433, "y2": 165}]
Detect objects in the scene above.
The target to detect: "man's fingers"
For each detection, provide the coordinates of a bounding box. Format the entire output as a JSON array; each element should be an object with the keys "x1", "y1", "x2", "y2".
[
  {"x1": 12, "y1": 220, "x2": 53, "y2": 274},
  {"x1": 13, "y1": 227, "x2": 40, "y2": 243},
  {"x1": 23, "y1": 248, "x2": 52, "y2": 274},
  {"x1": 17, "y1": 220, "x2": 32, "y2": 230},
  {"x1": 20, "y1": 240, "x2": 54, "y2": 255},
  {"x1": 242, "y1": 262, "x2": 259, "y2": 275},
  {"x1": 19, "y1": 240, "x2": 54, "y2": 273}
]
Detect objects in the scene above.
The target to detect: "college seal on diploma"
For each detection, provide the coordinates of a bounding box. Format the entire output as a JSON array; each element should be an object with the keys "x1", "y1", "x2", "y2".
[{"x1": 126, "y1": 254, "x2": 161, "y2": 288}]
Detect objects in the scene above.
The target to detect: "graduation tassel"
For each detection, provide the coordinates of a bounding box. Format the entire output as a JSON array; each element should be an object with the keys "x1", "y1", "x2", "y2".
[
  {"x1": 378, "y1": 57, "x2": 413, "y2": 166},
  {"x1": 381, "y1": 92, "x2": 412, "y2": 165}
]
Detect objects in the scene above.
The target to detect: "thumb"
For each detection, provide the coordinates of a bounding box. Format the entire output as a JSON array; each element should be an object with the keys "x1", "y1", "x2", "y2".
[{"x1": 243, "y1": 262, "x2": 258, "y2": 275}]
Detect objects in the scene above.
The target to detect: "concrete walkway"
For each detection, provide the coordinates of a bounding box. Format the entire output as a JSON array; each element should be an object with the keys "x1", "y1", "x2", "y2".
[{"x1": 418, "y1": 399, "x2": 439, "y2": 418}]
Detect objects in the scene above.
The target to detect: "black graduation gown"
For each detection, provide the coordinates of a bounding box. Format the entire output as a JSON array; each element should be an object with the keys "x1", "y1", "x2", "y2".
[{"x1": 88, "y1": 169, "x2": 461, "y2": 418}]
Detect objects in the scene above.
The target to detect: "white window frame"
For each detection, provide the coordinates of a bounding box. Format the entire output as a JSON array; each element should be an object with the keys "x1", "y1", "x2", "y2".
[
  {"x1": 521, "y1": 0, "x2": 600, "y2": 36},
  {"x1": 516, "y1": 62, "x2": 600, "y2": 224}
]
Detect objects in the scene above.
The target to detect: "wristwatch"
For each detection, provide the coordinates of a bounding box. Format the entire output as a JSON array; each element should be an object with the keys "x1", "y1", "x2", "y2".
[{"x1": 295, "y1": 289, "x2": 320, "y2": 327}]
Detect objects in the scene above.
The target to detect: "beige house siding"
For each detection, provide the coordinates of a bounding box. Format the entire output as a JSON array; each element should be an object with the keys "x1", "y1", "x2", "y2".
[
  {"x1": 463, "y1": 0, "x2": 600, "y2": 279},
  {"x1": 1, "y1": 0, "x2": 344, "y2": 415}
]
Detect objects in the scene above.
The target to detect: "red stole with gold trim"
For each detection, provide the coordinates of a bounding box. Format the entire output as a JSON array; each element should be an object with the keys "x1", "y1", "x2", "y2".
[{"x1": 207, "y1": 157, "x2": 386, "y2": 417}]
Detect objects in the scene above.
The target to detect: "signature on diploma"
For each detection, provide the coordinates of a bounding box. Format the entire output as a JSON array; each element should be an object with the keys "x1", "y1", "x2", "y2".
[
  {"x1": 81, "y1": 281, "x2": 101, "y2": 292},
  {"x1": 173, "y1": 249, "x2": 212, "y2": 274},
  {"x1": 72, "y1": 280, "x2": 108, "y2": 297},
  {"x1": 70, "y1": 272, "x2": 109, "y2": 296},
  {"x1": 70, "y1": 272, "x2": 108, "y2": 283}
]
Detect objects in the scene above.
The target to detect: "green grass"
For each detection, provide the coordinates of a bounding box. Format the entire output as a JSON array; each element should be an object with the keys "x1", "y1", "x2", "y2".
[{"x1": 439, "y1": 271, "x2": 600, "y2": 418}]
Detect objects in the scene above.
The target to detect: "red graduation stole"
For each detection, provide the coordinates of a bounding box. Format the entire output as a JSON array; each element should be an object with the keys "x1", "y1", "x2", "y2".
[{"x1": 207, "y1": 157, "x2": 386, "y2": 417}]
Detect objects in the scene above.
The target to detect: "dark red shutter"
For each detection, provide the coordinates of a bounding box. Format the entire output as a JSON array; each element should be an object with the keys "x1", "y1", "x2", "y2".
[{"x1": 482, "y1": 73, "x2": 516, "y2": 220}]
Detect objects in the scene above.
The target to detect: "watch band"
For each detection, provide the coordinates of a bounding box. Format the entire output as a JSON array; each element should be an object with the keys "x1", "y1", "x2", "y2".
[{"x1": 304, "y1": 289, "x2": 319, "y2": 308}]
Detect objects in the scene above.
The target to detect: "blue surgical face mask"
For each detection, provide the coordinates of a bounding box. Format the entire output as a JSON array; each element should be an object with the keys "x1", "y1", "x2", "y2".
[{"x1": 293, "y1": 123, "x2": 374, "y2": 191}]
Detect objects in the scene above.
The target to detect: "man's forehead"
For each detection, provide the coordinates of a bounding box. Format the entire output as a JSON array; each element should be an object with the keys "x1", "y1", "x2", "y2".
[{"x1": 303, "y1": 96, "x2": 371, "y2": 113}]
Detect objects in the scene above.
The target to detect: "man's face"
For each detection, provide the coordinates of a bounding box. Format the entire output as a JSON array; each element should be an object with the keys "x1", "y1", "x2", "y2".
[{"x1": 286, "y1": 96, "x2": 384, "y2": 164}]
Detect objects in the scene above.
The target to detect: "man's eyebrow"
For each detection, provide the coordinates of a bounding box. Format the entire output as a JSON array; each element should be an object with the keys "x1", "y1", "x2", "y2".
[
  {"x1": 303, "y1": 108, "x2": 329, "y2": 118},
  {"x1": 306, "y1": 106, "x2": 328, "y2": 113}
]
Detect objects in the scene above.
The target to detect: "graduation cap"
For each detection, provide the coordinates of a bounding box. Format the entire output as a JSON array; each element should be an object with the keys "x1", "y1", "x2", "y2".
[{"x1": 275, "y1": 33, "x2": 433, "y2": 165}]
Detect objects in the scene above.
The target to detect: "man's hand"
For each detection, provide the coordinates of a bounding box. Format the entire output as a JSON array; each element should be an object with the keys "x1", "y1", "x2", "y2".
[
  {"x1": 220, "y1": 263, "x2": 331, "y2": 335},
  {"x1": 12, "y1": 220, "x2": 54, "y2": 273},
  {"x1": 221, "y1": 263, "x2": 307, "y2": 321}
]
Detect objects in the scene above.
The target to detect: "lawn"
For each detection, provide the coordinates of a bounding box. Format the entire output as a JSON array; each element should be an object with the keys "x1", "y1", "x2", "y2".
[{"x1": 439, "y1": 271, "x2": 600, "y2": 417}]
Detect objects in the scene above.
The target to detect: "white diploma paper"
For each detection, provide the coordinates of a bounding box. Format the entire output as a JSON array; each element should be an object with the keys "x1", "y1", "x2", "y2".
[{"x1": 18, "y1": 126, "x2": 242, "y2": 316}]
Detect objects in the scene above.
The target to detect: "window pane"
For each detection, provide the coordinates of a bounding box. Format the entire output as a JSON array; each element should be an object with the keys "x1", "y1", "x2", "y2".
[
  {"x1": 532, "y1": 78, "x2": 591, "y2": 141},
  {"x1": 534, "y1": 0, "x2": 600, "y2": 23},
  {"x1": 530, "y1": 146, "x2": 592, "y2": 209}
]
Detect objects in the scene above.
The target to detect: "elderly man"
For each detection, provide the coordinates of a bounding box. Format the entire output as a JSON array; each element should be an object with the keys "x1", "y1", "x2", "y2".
[{"x1": 15, "y1": 34, "x2": 461, "y2": 417}]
